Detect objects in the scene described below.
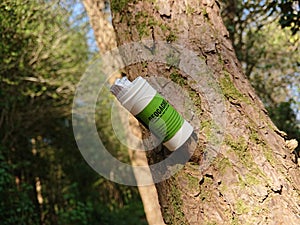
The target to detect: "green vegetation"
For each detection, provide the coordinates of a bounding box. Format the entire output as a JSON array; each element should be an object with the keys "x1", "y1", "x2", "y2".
[
  {"x1": 216, "y1": 157, "x2": 232, "y2": 175},
  {"x1": 225, "y1": 135, "x2": 249, "y2": 164},
  {"x1": 162, "y1": 180, "x2": 188, "y2": 225},
  {"x1": 0, "y1": 1, "x2": 146, "y2": 224},
  {"x1": 0, "y1": 150, "x2": 39, "y2": 224},
  {"x1": 205, "y1": 221, "x2": 218, "y2": 225},
  {"x1": 170, "y1": 71, "x2": 186, "y2": 85},
  {"x1": 248, "y1": 127, "x2": 276, "y2": 165},
  {"x1": 235, "y1": 199, "x2": 249, "y2": 215},
  {"x1": 1, "y1": 0, "x2": 299, "y2": 224},
  {"x1": 170, "y1": 185, "x2": 186, "y2": 223},
  {"x1": 186, "y1": 4, "x2": 195, "y2": 15},
  {"x1": 268, "y1": 101, "x2": 300, "y2": 144},
  {"x1": 225, "y1": 135, "x2": 270, "y2": 185},
  {"x1": 198, "y1": 175, "x2": 214, "y2": 202},
  {"x1": 222, "y1": 0, "x2": 300, "y2": 152},
  {"x1": 202, "y1": 8, "x2": 208, "y2": 18},
  {"x1": 110, "y1": 0, "x2": 132, "y2": 12},
  {"x1": 166, "y1": 32, "x2": 178, "y2": 42},
  {"x1": 220, "y1": 72, "x2": 250, "y2": 104}
]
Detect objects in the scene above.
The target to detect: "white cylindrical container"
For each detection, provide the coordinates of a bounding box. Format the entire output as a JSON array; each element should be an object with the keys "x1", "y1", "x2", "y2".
[{"x1": 111, "y1": 76, "x2": 193, "y2": 151}]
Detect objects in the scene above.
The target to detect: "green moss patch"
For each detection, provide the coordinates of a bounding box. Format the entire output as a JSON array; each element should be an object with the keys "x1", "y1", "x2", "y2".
[{"x1": 220, "y1": 72, "x2": 251, "y2": 104}]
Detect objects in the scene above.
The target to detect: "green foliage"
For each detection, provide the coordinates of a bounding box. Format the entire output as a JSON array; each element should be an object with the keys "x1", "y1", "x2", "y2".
[
  {"x1": 110, "y1": 0, "x2": 132, "y2": 12},
  {"x1": 220, "y1": 71, "x2": 250, "y2": 104},
  {"x1": 0, "y1": 148, "x2": 39, "y2": 225},
  {"x1": 0, "y1": 0, "x2": 146, "y2": 225},
  {"x1": 95, "y1": 200, "x2": 147, "y2": 225},
  {"x1": 221, "y1": 0, "x2": 300, "y2": 145},
  {"x1": 96, "y1": 87, "x2": 131, "y2": 162},
  {"x1": 57, "y1": 183, "x2": 93, "y2": 225},
  {"x1": 268, "y1": 100, "x2": 300, "y2": 141},
  {"x1": 269, "y1": 0, "x2": 300, "y2": 35}
]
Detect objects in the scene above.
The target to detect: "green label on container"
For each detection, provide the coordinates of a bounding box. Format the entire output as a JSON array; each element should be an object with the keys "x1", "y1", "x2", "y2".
[{"x1": 136, "y1": 93, "x2": 184, "y2": 142}]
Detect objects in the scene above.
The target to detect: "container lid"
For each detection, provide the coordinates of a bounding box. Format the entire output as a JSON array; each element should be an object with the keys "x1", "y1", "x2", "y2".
[{"x1": 110, "y1": 77, "x2": 132, "y2": 100}]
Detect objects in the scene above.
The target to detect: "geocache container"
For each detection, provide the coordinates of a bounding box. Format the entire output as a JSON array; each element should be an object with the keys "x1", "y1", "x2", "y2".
[{"x1": 110, "y1": 76, "x2": 193, "y2": 151}]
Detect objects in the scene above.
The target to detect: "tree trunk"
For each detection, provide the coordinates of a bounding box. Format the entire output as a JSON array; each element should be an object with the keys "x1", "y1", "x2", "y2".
[
  {"x1": 82, "y1": 1, "x2": 165, "y2": 224},
  {"x1": 82, "y1": 0, "x2": 117, "y2": 52},
  {"x1": 109, "y1": 0, "x2": 300, "y2": 224}
]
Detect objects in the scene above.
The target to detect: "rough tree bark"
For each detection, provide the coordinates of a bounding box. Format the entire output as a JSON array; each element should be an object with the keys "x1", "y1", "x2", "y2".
[{"x1": 109, "y1": 0, "x2": 300, "y2": 224}]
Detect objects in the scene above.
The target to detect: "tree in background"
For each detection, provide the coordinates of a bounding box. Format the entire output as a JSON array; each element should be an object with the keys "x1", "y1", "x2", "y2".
[
  {"x1": 0, "y1": 0, "x2": 89, "y2": 223},
  {"x1": 81, "y1": 0, "x2": 166, "y2": 224},
  {"x1": 2, "y1": 0, "x2": 298, "y2": 224},
  {"x1": 0, "y1": 0, "x2": 147, "y2": 224},
  {"x1": 82, "y1": 0, "x2": 117, "y2": 52},
  {"x1": 221, "y1": 0, "x2": 300, "y2": 156}
]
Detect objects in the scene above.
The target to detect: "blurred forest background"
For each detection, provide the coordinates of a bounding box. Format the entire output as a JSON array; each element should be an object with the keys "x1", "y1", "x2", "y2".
[{"x1": 0, "y1": 0, "x2": 299, "y2": 224}]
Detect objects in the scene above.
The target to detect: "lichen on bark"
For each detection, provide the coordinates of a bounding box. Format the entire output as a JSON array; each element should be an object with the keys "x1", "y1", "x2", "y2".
[{"x1": 110, "y1": 0, "x2": 300, "y2": 224}]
